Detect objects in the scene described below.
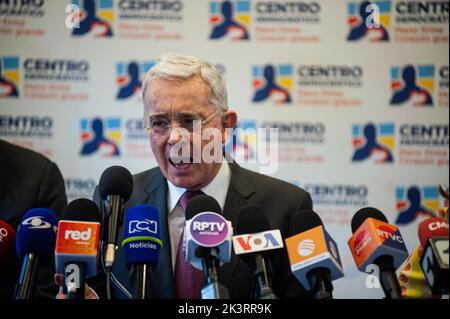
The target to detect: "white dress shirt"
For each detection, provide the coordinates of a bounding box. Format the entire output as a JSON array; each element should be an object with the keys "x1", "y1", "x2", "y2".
[{"x1": 166, "y1": 160, "x2": 231, "y2": 271}]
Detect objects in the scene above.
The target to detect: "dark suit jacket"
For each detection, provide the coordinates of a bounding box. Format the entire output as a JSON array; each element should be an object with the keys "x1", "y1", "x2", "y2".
[
  {"x1": 0, "y1": 139, "x2": 67, "y2": 299},
  {"x1": 93, "y1": 162, "x2": 313, "y2": 299}
]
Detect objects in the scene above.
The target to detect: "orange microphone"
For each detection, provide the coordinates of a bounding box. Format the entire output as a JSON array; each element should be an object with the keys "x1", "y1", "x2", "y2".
[
  {"x1": 55, "y1": 199, "x2": 101, "y2": 299},
  {"x1": 348, "y1": 207, "x2": 409, "y2": 299}
]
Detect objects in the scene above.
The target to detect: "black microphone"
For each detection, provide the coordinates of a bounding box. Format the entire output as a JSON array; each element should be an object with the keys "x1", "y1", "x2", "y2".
[
  {"x1": 185, "y1": 195, "x2": 231, "y2": 299},
  {"x1": 55, "y1": 199, "x2": 101, "y2": 299},
  {"x1": 234, "y1": 205, "x2": 278, "y2": 299},
  {"x1": 98, "y1": 166, "x2": 133, "y2": 270},
  {"x1": 349, "y1": 207, "x2": 408, "y2": 299}
]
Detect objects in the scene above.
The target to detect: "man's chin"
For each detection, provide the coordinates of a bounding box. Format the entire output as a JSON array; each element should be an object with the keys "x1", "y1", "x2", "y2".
[{"x1": 166, "y1": 167, "x2": 199, "y2": 189}]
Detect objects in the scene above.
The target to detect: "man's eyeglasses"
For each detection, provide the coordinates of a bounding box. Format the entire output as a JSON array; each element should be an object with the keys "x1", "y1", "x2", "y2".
[{"x1": 146, "y1": 109, "x2": 223, "y2": 136}]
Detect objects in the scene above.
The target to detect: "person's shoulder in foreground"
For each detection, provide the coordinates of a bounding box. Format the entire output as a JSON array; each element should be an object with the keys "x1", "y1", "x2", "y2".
[{"x1": 0, "y1": 139, "x2": 67, "y2": 299}]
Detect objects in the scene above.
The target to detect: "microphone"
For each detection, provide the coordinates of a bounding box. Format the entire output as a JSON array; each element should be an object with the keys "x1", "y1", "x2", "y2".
[
  {"x1": 55, "y1": 199, "x2": 101, "y2": 299},
  {"x1": 418, "y1": 217, "x2": 449, "y2": 295},
  {"x1": 0, "y1": 220, "x2": 19, "y2": 299},
  {"x1": 98, "y1": 166, "x2": 133, "y2": 270},
  {"x1": 348, "y1": 207, "x2": 409, "y2": 299},
  {"x1": 0, "y1": 220, "x2": 16, "y2": 265},
  {"x1": 122, "y1": 205, "x2": 162, "y2": 299},
  {"x1": 184, "y1": 194, "x2": 232, "y2": 299},
  {"x1": 233, "y1": 205, "x2": 282, "y2": 299},
  {"x1": 15, "y1": 208, "x2": 58, "y2": 299},
  {"x1": 285, "y1": 210, "x2": 344, "y2": 299}
]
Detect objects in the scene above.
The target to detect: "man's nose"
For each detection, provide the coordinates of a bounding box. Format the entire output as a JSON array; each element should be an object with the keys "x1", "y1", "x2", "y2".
[{"x1": 167, "y1": 127, "x2": 188, "y2": 146}]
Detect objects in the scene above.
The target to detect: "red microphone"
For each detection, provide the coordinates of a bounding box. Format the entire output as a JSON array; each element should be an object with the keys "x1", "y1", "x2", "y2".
[
  {"x1": 0, "y1": 220, "x2": 16, "y2": 264},
  {"x1": 418, "y1": 217, "x2": 449, "y2": 295}
]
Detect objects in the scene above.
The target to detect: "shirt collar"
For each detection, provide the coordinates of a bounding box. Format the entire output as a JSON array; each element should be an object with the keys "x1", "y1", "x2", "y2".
[{"x1": 167, "y1": 159, "x2": 231, "y2": 214}]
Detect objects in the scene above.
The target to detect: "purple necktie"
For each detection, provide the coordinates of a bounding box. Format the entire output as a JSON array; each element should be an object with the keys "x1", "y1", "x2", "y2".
[{"x1": 174, "y1": 190, "x2": 205, "y2": 299}]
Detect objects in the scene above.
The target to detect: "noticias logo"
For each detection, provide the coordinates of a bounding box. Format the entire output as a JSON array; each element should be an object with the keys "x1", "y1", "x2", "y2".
[
  {"x1": 129, "y1": 219, "x2": 157, "y2": 234},
  {"x1": 297, "y1": 239, "x2": 315, "y2": 257}
]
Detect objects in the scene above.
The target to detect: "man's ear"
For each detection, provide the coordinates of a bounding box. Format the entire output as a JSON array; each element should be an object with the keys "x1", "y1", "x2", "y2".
[{"x1": 221, "y1": 110, "x2": 238, "y2": 144}]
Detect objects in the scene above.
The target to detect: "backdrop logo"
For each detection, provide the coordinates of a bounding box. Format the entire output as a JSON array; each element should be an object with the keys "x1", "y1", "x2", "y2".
[
  {"x1": 395, "y1": 1, "x2": 449, "y2": 25},
  {"x1": 0, "y1": 56, "x2": 19, "y2": 98},
  {"x1": 71, "y1": 0, "x2": 114, "y2": 37},
  {"x1": 0, "y1": 115, "x2": 53, "y2": 138},
  {"x1": 396, "y1": 186, "x2": 439, "y2": 225},
  {"x1": 347, "y1": 1, "x2": 391, "y2": 42},
  {"x1": 118, "y1": 0, "x2": 184, "y2": 21},
  {"x1": 259, "y1": 121, "x2": 325, "y2": 144},
  {"x1": 254, "y1": 1, "x2": 321, "y2": 24},
  {"x1": 80, "y1": 117, "x2": 121, "y2": 157},
  {"x1": 252, "y1": 64, "x2": 292, "y2": 104},
  {"x1": 390, "y1": 64, "x2": 435, "y2": 106},
  {"x1": 65, "y1": 178, "x2": 96, "y2": 202},
  {"x1": 224, "y1": 120, "x2": 257, "y2": 161},
  {"x1": 440, "y1": 66, "x2": 449, "y2": 89},
  {"x1": 23, "y1": 58, "x2": 90, "y2": 82},
  {"x1": 304, "y1": 184, "x2": 369, "y2": 207},
  {"x1": 399, "y1": 124, "x2": 449, "y2": 147},
  {"x1": 209, "y1": 0, "x2": 251, "y2": 40},
  {"x1": 116, "y1": 61, "x2": 154, "y2": 100},
  {"x1": 0, "y1": 0, "x2": 45, "y2": 17},
  {"x1": 352, "y1": 123, "x2": 394, "y2": 163}
]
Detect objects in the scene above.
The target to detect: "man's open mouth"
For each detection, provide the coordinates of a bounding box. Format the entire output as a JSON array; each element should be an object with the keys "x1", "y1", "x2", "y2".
[{"x1": 169, "y1": 156, "x2": 194, "y2": 168}]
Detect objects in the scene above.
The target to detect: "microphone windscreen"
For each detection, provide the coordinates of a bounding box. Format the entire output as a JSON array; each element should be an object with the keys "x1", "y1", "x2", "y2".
[
  {"x1": 418, "y1": 217, "x2": 449, "y2": 248},
  {"x1": 351, "y1": 207, "x2": 389, "y2": 234},
  {"x1": 185, "y1": 194, "x2": 222, "y2": 220},
  {"x1": 63, "y1": 198, "x2": 101, "y2": 223},
  {"x1": 16, "y1": 208, "x2": 58, "y2": 263},
  {"x1": 99, "y1": 165, "x2": 133, "y2": 201},
  {"x1": 235, "y1": 205, "x2": 271, "y2": 235},
  {"x1": 122, "y1": 205, "x2": 161, "y2": 268},
  {"x1": 288, "y1": 209, "x2": 323, "y2": 237},
  {"x1": 0, "y1": 220, "x2": 16, "y2": 264}
]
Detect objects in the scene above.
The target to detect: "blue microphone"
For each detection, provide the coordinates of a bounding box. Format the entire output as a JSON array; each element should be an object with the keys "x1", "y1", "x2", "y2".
[
  {"x1": 15, "y1": 208, "x2": 58, "y2": 299},
  {"x1": 122, "y1": 205, "x2": 162, "y2": 299}
]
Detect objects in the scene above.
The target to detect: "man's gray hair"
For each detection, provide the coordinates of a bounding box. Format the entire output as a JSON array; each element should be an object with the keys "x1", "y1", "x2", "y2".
[{"x1": 142, "y1": 53, "x2": 229, "y2": 113}]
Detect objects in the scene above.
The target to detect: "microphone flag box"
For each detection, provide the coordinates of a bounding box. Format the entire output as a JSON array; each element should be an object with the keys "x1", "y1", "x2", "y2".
[
  {"x1": 185, "y1": 212, "x2": 233, "y2": 270},
  {"x1": 285, "y1": 225, "x2": 344, "y2": 290},
  {"x1": 232, "y1": 230, "x2": 284, "y2": 255},
  {"x1": 348, "y1": 218, "x2": 409, "y2": 272},
  {"x1": 55, "y1": 220, "x2": 100, "y2": 277}
]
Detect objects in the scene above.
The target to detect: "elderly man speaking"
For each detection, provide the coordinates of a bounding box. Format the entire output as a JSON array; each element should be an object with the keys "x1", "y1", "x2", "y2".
[{"x1": 57, "y1": 53, "x2": 313, "y2": 299}]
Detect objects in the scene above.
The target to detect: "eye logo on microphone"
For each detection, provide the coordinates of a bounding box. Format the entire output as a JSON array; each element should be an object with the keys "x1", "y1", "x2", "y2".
[
  {"x1": 21, "y1": 216, "x2": 52, "y2": 230},
  {"x1": 129, "y1": 219, "x2": 157, "y2": 234},
  {"x1": 297, "y1": 239, "x2": 316, "y2": 257}
]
